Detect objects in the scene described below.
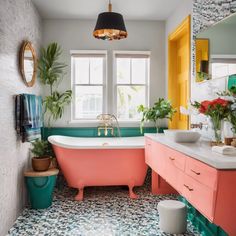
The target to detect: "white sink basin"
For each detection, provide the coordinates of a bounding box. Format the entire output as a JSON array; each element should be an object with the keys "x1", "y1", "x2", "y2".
[{"x1": 164, "y1": 130, "x2": 201, "y2": 143}]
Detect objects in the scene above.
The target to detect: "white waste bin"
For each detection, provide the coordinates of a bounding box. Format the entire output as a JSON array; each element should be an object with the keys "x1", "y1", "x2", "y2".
[{"x1": 158, "y1": 200, "x2": 187, "y2": 234}]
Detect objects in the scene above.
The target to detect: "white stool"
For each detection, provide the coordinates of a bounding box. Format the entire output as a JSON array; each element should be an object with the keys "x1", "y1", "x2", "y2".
[{"x1": 158, "y1": 200, "x2": 187, "y2": 234}]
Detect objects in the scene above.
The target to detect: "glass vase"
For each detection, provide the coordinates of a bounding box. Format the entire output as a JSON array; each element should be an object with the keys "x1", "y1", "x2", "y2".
[
  {"x1": 210, "y1": 118, "x2": 222, "y2": 145},
  {"x1": 155, "y1": 119, "x2": 167, "y2": 133}
]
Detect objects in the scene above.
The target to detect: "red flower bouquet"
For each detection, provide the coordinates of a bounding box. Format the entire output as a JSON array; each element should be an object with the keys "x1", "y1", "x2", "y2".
[{"x1": 192, "y1": 98, "x2": 230, "y2": 143}]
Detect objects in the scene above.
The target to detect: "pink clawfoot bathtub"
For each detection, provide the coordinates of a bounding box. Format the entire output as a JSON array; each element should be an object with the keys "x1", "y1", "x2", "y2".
[{"x1": 48, "y1": 135, "x2": 148, "y2": 201}]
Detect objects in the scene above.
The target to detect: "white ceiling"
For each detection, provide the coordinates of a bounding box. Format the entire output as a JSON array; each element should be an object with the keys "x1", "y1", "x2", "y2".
[{"x1": 32, "y1": 0, "x2": 185, "y2": 21}]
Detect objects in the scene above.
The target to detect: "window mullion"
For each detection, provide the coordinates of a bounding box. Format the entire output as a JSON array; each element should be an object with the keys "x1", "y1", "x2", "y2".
[
  {"x1": 88, "y1": 58, "x2": 91, "y2": 84},
  {"x1": 103, "y1": 57, "x2": 106, "y2": 114},
  {"x1": 130, "y1": 58, "x2": 132, "y2": 84}
]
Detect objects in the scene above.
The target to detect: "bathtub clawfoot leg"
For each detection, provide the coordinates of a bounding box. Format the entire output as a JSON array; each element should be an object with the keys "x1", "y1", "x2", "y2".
[
  {"x1": 75, "y1": 188, "x2": 84, "y2": 201},
  {"x1": 128, "y1": 181, "x2": 138, "y2": 199}
]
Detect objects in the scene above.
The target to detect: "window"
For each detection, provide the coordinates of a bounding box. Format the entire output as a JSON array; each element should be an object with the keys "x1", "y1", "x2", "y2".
[
  {"x1": 71, "y1": 51, "x2": 107, "y2": 120},
  {"x1": 114, "y1": 52, "x2": 150, "y2": 121},
  {"x1": 71, "y1": 50, "x2": 150, "y2": 123}
]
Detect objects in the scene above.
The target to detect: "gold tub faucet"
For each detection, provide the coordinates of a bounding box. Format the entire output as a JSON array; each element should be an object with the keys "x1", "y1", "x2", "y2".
[{"x1": 97, "y1": 114, "x2": 121, "y2": 137}]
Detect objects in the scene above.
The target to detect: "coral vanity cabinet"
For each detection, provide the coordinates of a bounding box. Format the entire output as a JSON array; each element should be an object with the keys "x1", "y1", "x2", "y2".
[{"x1": 145, "y1": 136, "x2": 236, "y2": 236}]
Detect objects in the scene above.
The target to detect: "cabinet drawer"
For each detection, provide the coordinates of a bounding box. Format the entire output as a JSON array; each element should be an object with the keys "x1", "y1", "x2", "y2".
[
  {"x1": 145, "y1": 138, "x2": 166, "y2": 175},
  {"x1": 185, "y1": 157, "x2": 218, "y2": 190},
  {"x1": 165, "y1": 162, "x2": 184, "y2": 194},
  {"x1": 183, "y1": 175, "x2": 216, "y2": 221},
  {"x1": 165, "y1": 146, "x2": 186, "y2": 171}
]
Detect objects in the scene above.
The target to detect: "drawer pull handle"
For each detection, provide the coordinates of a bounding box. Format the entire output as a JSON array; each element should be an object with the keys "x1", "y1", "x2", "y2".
[
  {"x1": 184, "y1": 184, "x2": 194, "y2": 192},
  {"x1": 169, "y1": 157, "x2": 175, "y2": 161},
  {"x1": 191, "y1": 169, "x2": 201, "y2": 175}
]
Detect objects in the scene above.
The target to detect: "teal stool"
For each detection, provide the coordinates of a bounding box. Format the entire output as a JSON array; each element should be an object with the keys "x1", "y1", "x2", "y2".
[{"x1": 24, "y1": 169, "x2": 59, "y2": 209}]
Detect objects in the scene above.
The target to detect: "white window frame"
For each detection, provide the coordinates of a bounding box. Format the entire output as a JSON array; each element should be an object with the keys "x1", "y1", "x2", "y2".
[
  {"x1": 70, "y1": 50, "x2": 107, "y2": 123},
  {"x1": 113, "y1": 51, "x2": 150, "y2": 123}
]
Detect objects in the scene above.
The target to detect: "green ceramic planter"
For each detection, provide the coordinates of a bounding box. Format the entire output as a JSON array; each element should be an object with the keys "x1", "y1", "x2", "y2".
[{"x1": 25, "y1": 175, "x2": 57, "y2": 209}]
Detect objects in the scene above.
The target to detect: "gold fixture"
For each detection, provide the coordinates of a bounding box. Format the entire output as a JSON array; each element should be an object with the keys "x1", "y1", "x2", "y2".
[
  {"x1": 19, "y1": 41, "x2": 37, "y2": 87},
  {"x1": 97, "y1": 114, "x2": 121, "y2": 137}
]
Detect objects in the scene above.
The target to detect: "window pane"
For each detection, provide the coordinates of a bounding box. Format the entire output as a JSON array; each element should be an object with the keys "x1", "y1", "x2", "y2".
[
  {"x1": 75, "y1": 86, "x2": 103, "y2": 119},
  {"x1": 132, "y1": 58, "x2": 146, "y2": 84},
  {"x1": 74, "y1": 58, "x2": 89, "y2": 84},
  {"x1": 117, "y1": 86, "x2": 145, "y2": 120},
  {"x1": 117, "y1": 58, "x2": 130, "y2": 84},
  {"x1": 90, "y1": 58, "x2": 103, "y2": 84}
]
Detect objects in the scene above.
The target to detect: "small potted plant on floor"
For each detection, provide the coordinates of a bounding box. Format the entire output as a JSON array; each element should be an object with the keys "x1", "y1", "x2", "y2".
[
  {"x1": 31, "y1": 139, "x2": 52, "y2": 171},
  {"x1": 138, "y1": 98, "x2": 176, "y2": 133}
]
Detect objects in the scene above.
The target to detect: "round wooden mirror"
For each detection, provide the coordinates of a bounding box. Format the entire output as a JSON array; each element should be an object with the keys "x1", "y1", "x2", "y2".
[{"x1": 19, "y1": 41, "x2": 37, "y2": 87}]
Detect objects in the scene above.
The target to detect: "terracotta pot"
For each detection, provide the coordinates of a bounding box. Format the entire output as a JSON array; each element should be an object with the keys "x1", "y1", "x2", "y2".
[{"x1": 32, "y1": 156, "x2": 51, "y2": 172}]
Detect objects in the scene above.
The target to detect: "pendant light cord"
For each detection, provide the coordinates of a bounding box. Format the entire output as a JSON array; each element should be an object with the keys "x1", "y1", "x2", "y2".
[{"x1": 108, "y1": 0, "x2": 112, "y2": 12}]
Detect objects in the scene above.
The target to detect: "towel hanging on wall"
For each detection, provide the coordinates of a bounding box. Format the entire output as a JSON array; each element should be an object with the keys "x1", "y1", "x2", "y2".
[{"x1": 15, "y1": 94, "x2": 43, "y2": 142}]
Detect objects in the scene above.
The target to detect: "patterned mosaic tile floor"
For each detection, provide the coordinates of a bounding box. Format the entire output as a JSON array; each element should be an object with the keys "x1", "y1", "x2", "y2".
[{"x1": 8, "y1": 185, "x2": 199, "y2": 236}]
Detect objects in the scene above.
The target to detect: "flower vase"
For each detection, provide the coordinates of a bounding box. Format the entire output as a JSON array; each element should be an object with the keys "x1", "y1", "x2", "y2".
[{"x1": 210, "y1": 118, "x2": 223, "y2": 145}]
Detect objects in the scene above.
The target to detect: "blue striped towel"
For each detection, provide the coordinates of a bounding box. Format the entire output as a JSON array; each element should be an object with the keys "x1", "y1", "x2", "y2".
[{"x1": 15, "y1": 94, "x2": 43, "y2": 142}]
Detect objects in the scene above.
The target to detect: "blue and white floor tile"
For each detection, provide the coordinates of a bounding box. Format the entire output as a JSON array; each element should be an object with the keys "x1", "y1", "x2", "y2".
[{"x1": 8, "y1": 185, "x2": 199, "y2": 236}]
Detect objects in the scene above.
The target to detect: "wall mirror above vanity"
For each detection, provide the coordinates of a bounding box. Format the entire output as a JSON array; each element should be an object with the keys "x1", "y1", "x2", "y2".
[
  {"x1": 195, "y1": 13, "x2": 236, "y2": 87},
  {"x1": 19, "y1": 41, "x2": 37, "y2": 87}
]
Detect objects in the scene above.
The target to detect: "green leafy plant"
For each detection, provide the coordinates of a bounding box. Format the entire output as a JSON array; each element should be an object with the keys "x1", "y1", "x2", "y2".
[
  {"x1": 230, "y1": 86, "x2": 236, "y2": 96},
  {"x1": 30, "y1": 139, "x2": 52, "y2": 159},
  {"x1": 38, "y1": 42, "x2": 72, "y2": 126},
  {"x1": 219, "y1": 89, "x2": 236, "y2": 134},
  {"x1": 217, "y1": 86, "x2": 236, "y2": 97},
  {"x1": 138, "y1": 98, "x2": 176, "y2": 133}
]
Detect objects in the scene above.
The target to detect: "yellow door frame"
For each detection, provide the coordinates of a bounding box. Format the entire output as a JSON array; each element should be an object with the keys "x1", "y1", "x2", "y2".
[{"x1": 168, "y1": 15, "x2": 191, "y2": 129}]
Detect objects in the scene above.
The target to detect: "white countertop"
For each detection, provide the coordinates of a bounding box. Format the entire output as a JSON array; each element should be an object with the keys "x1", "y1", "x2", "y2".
[{"x1": 145, "y1": 133, "x2": 236, "y2": 170}]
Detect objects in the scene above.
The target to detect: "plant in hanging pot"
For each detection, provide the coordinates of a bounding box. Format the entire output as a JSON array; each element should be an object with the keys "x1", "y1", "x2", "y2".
[
  {"x1": 192, "y1": 98, "x2": 230, "y2": 145},
  {"x1": 31, "y1": 139, "x2": 52, "y2": 171},
  {"x1": 138, "y1": 98, "x2": 176, "y2": 133}
]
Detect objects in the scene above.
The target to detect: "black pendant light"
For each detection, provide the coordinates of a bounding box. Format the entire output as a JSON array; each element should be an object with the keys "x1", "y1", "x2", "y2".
[{"x1": 93, "y1": 0, "x2": 128, "y2": 40}]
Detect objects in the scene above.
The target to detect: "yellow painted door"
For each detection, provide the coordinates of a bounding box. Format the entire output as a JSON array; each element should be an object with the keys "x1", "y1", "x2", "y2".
[
  {"x1": 168, "y1": 16, "x2": 190, "y2": 130},
  {"x1": 176, "y1": 34, "x2": 189, "y2": 129}
]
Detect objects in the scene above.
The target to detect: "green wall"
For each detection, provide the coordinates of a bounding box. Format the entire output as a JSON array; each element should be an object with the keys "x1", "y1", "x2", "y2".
[{"x1": 42, "y1": 127, "x2": 160, "y2": 139}]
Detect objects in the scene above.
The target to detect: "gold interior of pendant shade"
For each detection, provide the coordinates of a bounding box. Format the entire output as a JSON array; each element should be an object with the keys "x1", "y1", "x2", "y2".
[{"x1": 93, "y1": 29, "x2": 127, "y2": 40}]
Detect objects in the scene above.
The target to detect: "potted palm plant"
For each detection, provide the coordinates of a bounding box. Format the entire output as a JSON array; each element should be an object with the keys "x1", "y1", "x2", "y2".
[
  {"x1": 138, "y1": 98, "x2": 176, "y2": 133},
  {"x1": 38, "y1": 42, "x2": 72, "y2": 127},
  {"x1": 31, "y1": 139, "x2": 52, "y2": 171}
]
